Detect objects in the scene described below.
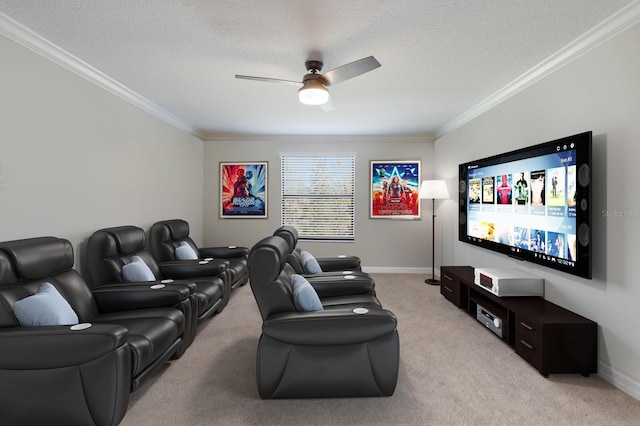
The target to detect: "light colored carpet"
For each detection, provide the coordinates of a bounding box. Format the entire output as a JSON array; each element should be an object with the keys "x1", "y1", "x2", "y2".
[{"x1": 120, "y1": 274, "x2": 640, "y2": 425}]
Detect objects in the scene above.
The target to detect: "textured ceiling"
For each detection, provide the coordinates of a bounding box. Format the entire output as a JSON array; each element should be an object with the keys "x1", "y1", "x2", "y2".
[{"x1": 0, "y1": 0, "x2": 637, "y2": 138}]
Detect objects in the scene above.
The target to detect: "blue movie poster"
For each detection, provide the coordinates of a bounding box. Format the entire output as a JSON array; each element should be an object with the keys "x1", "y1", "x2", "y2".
[{"x1": 220, "y1": 162, "x2": 267, "y2": 217}]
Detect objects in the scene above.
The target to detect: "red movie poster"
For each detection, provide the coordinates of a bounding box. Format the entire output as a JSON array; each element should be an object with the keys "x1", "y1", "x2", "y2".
[{"x1": 370, "y1": 160, "x2": 421, "y2": 219}]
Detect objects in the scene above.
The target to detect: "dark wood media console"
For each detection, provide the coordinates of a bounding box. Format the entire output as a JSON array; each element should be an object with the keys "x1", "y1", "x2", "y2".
[{"x1": 440, "y1": 266, "x2": 597, "y2": 377}]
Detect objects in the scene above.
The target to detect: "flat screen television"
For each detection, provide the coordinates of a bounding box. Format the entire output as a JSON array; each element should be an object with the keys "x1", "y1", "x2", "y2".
[{"x1": 458, "y1": 131, "x2": 592, "y2": 279}]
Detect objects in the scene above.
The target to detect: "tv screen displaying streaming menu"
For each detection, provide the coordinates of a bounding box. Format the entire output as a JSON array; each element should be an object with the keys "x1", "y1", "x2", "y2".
[{"x1": 458, "y1": 131, "x2": 592, "y2": 279}]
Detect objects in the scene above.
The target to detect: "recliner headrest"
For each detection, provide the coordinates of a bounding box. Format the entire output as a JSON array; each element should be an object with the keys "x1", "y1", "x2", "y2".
[
  {"x1": 273, "y1": 226, "x2": 298, "y2": 254},
  {"x1": 104, "y1": 226, "x2": 146, "y2": 254},
  {"x1": 249, "y1": 236, "x2": 290, "y2": 281},
  {"x1": 164, "y1": 219, "x2": 190, "y2": 240},
  {"x1": 0, "y1": 251, "x2": 18, "y2": 286},
  {"x1": 0, "y1": 237, "x2": 74, "y2": 280}
]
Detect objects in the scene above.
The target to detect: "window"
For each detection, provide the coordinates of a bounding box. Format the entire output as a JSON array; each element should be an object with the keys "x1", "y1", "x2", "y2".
[{"x1": 281, "y1": 154, "x2": 355, "y2": 241}]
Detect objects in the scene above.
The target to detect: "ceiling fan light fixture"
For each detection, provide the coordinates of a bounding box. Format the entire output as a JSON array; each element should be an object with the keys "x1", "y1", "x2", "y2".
[
  {"x1": 236, "y1": 55, "x2": 380, "y2": 111},
  {"x1": 298, "y1": 80, "x2": 329, "y2": 105}
]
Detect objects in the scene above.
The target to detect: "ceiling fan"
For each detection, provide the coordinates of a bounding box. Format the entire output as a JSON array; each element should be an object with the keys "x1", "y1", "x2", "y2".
[{"x1": 235, "y1": 56, "x2": 381, "y2": 111}]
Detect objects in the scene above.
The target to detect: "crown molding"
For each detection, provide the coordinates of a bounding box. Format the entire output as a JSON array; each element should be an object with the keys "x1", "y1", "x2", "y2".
[
  {"x1": 436, "y1": 0, "x2": 640, "y2": 138},
  {"x1": 0, "y1": 11, "x2": 204, "y2": 140},
  {"x1": 202, "y1": 133, "x2": 435, "y2": 142}
]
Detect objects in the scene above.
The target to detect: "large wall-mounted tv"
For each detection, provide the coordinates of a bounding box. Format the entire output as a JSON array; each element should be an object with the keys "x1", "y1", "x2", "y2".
[{"x1": 458, "y1": 131, "x2": 592, "y2": 279}]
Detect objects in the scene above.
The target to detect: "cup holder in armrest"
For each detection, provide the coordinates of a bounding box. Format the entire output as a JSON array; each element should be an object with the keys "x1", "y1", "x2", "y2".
[{"x1": 70, "y1": 323, "x2": 92, "y2": 331}]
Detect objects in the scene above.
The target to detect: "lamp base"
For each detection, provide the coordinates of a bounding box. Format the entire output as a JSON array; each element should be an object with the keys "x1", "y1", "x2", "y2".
[{"x1": 425, "y1": 278, "x2": 440, "y2": 285}]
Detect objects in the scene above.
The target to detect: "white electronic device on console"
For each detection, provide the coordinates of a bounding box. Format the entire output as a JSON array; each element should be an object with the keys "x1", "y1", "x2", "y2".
[{"x1": 474, "y1": 268, "x2": 544, "y2": 297}]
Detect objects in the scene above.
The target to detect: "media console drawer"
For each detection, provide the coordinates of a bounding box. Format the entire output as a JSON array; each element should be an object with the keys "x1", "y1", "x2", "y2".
[
  {"x1": 514, "y1": 315, "x2": 543, "y2": 371},
  {"x1": 509, "y1": 300, "x2": 597, "y2": 377},
  {"x1": 440, "y1": 270, "x2": 460, "y2": 306},
  {"x1": 440, "y1": 266, "x2": 473, "y2": 309}
]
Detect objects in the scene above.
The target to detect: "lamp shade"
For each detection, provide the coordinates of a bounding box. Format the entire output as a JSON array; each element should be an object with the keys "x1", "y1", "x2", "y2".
[
  {"x1": 419, "y1": 180, "x2": 449, "y2": 200},
  {"x1": 298, "y1": 80, "x2": 329, "y2": 105}
]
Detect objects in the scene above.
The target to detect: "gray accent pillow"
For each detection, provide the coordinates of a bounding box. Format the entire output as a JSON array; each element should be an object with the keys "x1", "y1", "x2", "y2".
[
  {"x1": 122, "y1": 255, "x2": 156, "y2": 282},
  {"x1": 175, "y1": 241, "x2": 198, "y2": 260},
  {"x1": 291, "y1": 274, "x2": 323, "y2": 312},
  {"x1": 14, "y1": 282, "x2": 79, "y2": 326},
  {"x1": 301, "y1": 250, "x2": 323, "y2": 274}
]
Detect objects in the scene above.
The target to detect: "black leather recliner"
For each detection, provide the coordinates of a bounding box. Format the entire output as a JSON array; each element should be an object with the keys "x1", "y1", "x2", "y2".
[
  {"x1": 273, "y1": 226, "x2": 375, "y2": 299},
  {"x1": 273, "y1": 225, "x2": 362, "y2": 272},
  {"x1": 149, "y1": 219, "x2": 249, "y2": 299},
  {"x1": 86, "y1": 225, "x2": 225, "y2": 337},
  {"x1": 248, "y1": 235, "x2": 399, "y2": 399},
  {"x1": 0, "y1": 237, "x2": 188, "y2": 425}
]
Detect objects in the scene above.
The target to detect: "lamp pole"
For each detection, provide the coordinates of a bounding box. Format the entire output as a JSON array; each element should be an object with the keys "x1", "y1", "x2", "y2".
[
  {"x1": 419, "y1": 180, "x2": 449, "y2": 286},
  {"x1": 426, "y1": 197, "x2": 439, "y2": 285}
]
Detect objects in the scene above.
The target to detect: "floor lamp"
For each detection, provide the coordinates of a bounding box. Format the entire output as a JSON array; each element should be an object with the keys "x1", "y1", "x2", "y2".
[{"x1": 419, "y1": 180, "x2": 450, "y2": 285}]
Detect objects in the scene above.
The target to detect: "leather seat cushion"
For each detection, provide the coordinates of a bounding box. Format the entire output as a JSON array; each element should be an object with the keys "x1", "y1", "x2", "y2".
[
  {"x1": 191, "y1": 279, "x2": 224, "y2": 313},
  {"x1": 226, "y1": 259, "x2": 248, "y2": 283},
  {"x1": 93, "y1": 307, "x2": 184, "y2": 376}
]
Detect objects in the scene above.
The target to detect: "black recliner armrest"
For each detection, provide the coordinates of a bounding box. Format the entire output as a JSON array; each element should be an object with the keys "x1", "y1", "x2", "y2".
[
  {"x1": 92, "y1": 282, "x2": 193, "y2": 313},
  {"x1": 303, "y1": 275, "x2": 375, "y2": 298},
  {"x1": 199, "y1": 246, "x2": 249, "y2": 259},
  {"x1": 157, "y1": 260, "x2": 227, "y2": 278},
  {"x1": 262, "y1": 308, "x2": 397, "y2": 345},
  {"x1": 316, "y1": 256, "x2": 361, "y2": 272},
  {"x1": 0, "y1": 323, "x2": 129, "y2": 368},
  {"x1": 0, "y1": 324, "x2": 132, "y2": 426}
]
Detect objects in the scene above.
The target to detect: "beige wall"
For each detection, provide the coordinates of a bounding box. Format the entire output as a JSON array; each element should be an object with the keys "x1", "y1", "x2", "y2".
[
  {"x1": 0, "y1": 35, "x2": 205, "y2": 272},
  {"x1": 436, "y1": 23, "x2": 640, "y2": 394},
  {"x1": 203, "y1": 135, "x2": 436, "y2": 272}
]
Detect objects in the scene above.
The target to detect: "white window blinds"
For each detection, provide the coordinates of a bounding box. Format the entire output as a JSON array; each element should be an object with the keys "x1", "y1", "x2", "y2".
[{"x1": 281, "y1": 154, "x2": 355, "y2": 241}]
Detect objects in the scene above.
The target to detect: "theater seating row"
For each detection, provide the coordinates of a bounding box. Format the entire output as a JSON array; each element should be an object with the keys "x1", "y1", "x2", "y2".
[
  {"x1": 247, "y1": 226, "x2": 400, "y2": 399},
  {"x1": 0, "y1": 219, "x2": 248, "y2": 426}
]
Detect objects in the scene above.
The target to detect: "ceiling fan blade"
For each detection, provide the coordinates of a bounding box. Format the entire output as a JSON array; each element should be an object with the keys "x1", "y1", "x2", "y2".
[
  {"x1": 322, "y1": 56, "x2": 381, "y2": 86},
  {"x1": 235, "y1": 75, "x2": 302, "y2": 86},
  {"x1": 320, "y1": 93, "x2": 336, "y2": 112}
]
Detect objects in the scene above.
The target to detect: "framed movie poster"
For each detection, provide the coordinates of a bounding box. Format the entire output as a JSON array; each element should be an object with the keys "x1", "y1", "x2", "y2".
[
  {"x1": 370, "y1": 160, "x2": 421, "y2": 219},
  {"x1": 220, "y1": 162, "x2": 268, "y2": 218}
]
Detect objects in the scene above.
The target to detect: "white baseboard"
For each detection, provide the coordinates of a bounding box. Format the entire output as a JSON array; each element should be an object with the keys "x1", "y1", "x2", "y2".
[
  {"x1": 362, "y1": 266, "x2": 431, "y2": 274},
  {"x1": 598, "y1": 361, "x2": 640, "y2": 401}
]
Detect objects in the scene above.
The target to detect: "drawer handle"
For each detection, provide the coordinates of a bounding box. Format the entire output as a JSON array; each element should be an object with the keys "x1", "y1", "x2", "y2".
[
  {"x1": 520, "y1": 340, "x2": 534, "y2": 350},
  {"x1": 520, "y1": 321, "x2": 534, "y2": 331},
  {"x1": 443, "y1": 285, "x2": 454, "y2": 293},
  {"x1": 443, "y1": 274, "x2": 453, "y2": 281}
]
